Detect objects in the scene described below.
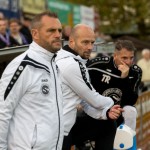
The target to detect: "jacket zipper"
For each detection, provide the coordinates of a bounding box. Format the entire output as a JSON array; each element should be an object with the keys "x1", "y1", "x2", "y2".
[
  {"x1": 31, "y1": 124, "x2": 37, "y2": 149},
  {"x1": 51, "y1": 55, "x2": 60, "y2": 150}
]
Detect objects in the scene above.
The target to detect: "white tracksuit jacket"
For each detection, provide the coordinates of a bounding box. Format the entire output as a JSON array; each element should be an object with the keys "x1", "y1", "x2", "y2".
[
  {"x1": 0, "y1": 42, "x2": 64, "y2": 150},
  {"x1": 56, "y1": 46, "x2": 114, "y2": 136}
]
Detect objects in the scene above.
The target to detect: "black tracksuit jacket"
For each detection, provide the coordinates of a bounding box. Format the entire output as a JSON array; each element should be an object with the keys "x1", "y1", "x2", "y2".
[{"x1": 87, "y1": 56, "x2": 142, "y2": 107}]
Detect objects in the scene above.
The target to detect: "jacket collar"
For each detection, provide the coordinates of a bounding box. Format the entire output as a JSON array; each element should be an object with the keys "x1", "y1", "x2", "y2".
[
  {"x1": 29, "y1": 41, "x2": 56, "y2": 61},
  {"x1": 63, "y1": 45, "x2": 78, "y2": 56},
  {"x1": 62, "y1": 45, "x2": 88, "y2": 64}
]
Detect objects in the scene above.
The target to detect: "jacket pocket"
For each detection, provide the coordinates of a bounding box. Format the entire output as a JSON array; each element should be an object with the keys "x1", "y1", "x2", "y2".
[{"x1": 31, "y1": 124, "x2": 37, "y2": 149}]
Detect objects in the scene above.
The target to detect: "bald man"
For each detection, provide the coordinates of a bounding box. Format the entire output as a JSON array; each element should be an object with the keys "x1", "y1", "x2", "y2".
[
  {"x1": 137, "y1": 48, "x2": 150, "y2": 82},
  {"x1": 56, "y1": 24, "x2": 123, "y2": 150}
]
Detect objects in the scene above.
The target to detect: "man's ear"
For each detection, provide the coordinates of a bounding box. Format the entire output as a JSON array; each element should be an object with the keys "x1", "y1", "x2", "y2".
[
  {"x1": 69, "y1": 36, "x2": 75, "y2": 48},
  {"x1": 31, "y1": 29, "x2": 39, "y2": 40},
  {"x1": 113, "y1": 52, "x2": 116, "y2": 57},
  {"x1": 113, "y1": 51, "x2": 117, "y2": 60}
]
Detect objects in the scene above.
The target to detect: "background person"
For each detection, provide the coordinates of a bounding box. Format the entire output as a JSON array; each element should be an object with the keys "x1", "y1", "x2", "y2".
[
  {"x1": 9, "y1": 18, "x2": 29, "y2": 46},
  {"x1": 0, "y1": 18, "x2": 18, "y2": 49},
  {"x1": 0, "y1": 12, "x2": 4, "y2": 19},
  {"x1": 20, "y1": 16, "x2": 32, "y2": 44},
  {"x1": 137, "y1": 48, "x2": 150, "y2": 91},
  {"x1": 0, "y1": 11, "x2": 64, "y2": 150},
  {"x1": 62, "y1": 25, "x2": 72, "y2": 46}
]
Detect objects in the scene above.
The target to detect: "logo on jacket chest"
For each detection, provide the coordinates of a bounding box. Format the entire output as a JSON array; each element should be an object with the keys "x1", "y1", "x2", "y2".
[
  {"x1": 102, "y1": 88, "x2": 122, "y2": 104},
  {"x1": 41, "y1": 78, "x2": 50, "y2": 96},
  {"x1": 41, "y1": 84, "x2": 50, "y2": 95},
  {"x1": 101, "y1": 74, "x2": 111, "y2": 84}
]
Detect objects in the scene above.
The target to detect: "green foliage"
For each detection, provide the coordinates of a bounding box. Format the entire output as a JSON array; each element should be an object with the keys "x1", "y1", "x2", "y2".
[{"x1": 64, "y1": 0, "x2": 150, "y2": 35}]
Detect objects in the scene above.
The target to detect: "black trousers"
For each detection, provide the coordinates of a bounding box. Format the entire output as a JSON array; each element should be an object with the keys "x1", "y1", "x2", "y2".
[
  {"x1": 71, "y1": 113, "x2": 117, "y2": 150},
  {"x1": 62, "y1": 130, "x2": 73, "y2": 150}
]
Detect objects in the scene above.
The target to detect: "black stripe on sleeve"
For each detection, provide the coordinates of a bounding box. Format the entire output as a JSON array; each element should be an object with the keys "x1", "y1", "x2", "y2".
[
  {"x1": 4, "y1": 55, "x2": 50, "y2": 100},
  {"x1": 74, "y1": 58, "x2": 92, "y2": 90},
  {"x1": 24, "y1": 55, "x2": 49, "y2": 70}
]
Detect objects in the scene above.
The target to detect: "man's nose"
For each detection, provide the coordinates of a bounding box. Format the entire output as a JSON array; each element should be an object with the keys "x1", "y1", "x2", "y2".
[
  {"x1": 125, "y1": 59, "x2": 132, "y2": 66},
  {"x1": 88, "y1": 43, "x2": 94, "y2": 50},
  {"x1": 55, "y1": 30, "x2": 62, "y2": 37}
]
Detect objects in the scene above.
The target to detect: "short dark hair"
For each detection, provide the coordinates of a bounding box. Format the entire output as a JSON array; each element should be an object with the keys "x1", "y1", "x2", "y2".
[
  {"x1": 115, "y1": 40, "x2": 136, "y2": 52},
  {"x1": 30, "y1": 11, "x2": 58, "y2": 29},
  {"x1": 9, "y1": 18, "x2": 20, "y2": 25},
  {"x1": 0, "y1": 18, "x2": 6, "y2": 22}
]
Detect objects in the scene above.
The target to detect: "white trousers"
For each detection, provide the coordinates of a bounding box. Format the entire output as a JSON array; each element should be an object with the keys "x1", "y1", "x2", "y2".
[{"x1": 122, "y1": 106, "x2": 137, "y2": 130}]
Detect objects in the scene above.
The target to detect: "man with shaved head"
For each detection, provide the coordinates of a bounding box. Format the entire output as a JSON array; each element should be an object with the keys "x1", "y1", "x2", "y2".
[{"x1": 56, "y1": 24, "x2": 123, "y2": 150}]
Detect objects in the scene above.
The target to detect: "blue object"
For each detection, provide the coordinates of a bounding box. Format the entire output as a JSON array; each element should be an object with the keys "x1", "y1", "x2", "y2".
[
  {"x1": 114, "y1": 135, "x2": 137, "y2": 150},
  {"x1": 119, "y1": 125, "x2": 123, "y2": 129},
  {"x1": 128, "y1": 136, "x2": 137, "y2": 150},
  {"x1": 120, "y1": 143, "x2": 124, "y2": 148}
]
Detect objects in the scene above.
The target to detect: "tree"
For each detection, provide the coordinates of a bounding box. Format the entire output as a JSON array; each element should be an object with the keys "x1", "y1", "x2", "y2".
[{"x1": 64, "y1": 0, "x2": 150, "y2": 35}]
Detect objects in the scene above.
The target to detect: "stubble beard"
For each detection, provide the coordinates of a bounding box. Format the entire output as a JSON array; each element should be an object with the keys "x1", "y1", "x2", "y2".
[{"x1": 44, "y1": 41, "x2": 62, "y2": 53}]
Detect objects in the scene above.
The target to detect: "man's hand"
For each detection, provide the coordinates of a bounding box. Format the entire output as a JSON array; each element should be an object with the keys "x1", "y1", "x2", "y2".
[
  {"x1": 108, "y1": 105, "x2": 124, "y2": 120},
  {"x1": 118, "y1": 61, "x2": 129, "y2": 78}
]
